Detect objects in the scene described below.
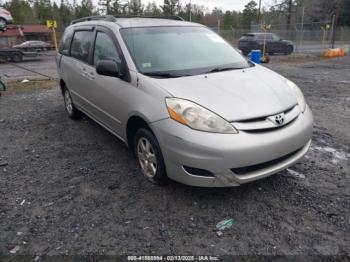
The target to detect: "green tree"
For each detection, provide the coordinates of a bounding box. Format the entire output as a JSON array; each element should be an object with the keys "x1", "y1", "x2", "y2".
[
  {"x1": 4, "y1": 0, "x2": 35, "y2": 24},
  {"x1": 58, "y1": 0, "x2": 73, "y2": 28},
  {"x1": 75, "y1": 0, "x2": 93, "y2": 18},
  {"x1": 144, "y1": 1, "x2": 161, "y2": 16},
  {"x1": 241, "y1": 0, "x2": 258, "y2": 28},
  {"x1": 109, "y1": 0, "x2": 121, "y2": 15},
  {"x1": 34, "y1": 0, "x2": 53, "y2": 24},
  {"x1": 129, "y1": 0, "x2": 143, "y2": 15},
  {"x1": 161, "y1": 0, "x2": 179, "y2": 15}
]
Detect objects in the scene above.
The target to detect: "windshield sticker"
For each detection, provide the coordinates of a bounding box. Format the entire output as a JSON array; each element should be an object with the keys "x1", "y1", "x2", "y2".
[
  {"x1": 206, "y1": 34, "x2": 226, "y2": 43},
  {"x1": 142, "y1": 62, "x2": 152, "y2": 68}
]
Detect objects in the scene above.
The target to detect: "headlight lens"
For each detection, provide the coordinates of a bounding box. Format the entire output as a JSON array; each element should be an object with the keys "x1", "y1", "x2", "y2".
[
  {"x1": 165, "y1": 98, "x2": 238, "y2": 134},
  {"x1": 286, "y1": 79, "x2": 306, "y2": 112}
]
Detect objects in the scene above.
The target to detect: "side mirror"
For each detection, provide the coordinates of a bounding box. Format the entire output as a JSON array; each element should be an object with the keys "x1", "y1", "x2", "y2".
[
  {"x1": 96, "y1": 60, "x2": 121, "y2": 78},
  {"x1": 0, "y1": 80, "x2": 6, "y2": 92}
]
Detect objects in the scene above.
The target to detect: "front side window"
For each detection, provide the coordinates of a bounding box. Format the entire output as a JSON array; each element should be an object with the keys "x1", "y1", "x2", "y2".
[
  {"x1": 93, "y1": 32, "x2": 121, "y2": 66},
  {"x1": 70, "y1": 30, "x2": 93, "y2": 62},
  {"x1": 121, "y1": 26, "x2": 249, "y2": 76}
]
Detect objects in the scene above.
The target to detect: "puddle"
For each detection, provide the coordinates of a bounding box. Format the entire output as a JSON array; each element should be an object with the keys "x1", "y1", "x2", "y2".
[{"x1": 312, "y1": 145, "x2": 349, "y2": 164}]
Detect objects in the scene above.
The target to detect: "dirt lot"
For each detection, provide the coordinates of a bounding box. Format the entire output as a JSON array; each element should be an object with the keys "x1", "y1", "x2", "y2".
[{"x1": 0, "y1": 56, "x2": 349, "y2": 260}]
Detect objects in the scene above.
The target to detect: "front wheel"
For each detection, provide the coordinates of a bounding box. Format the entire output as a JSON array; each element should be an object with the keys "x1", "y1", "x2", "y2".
[
  {"x1": 286, "y1": 45, "x2": 293, "y2": 55},
  {"x1": 63, "y1": 88, "x2": 81, "y2": 119},
  {"x1": 0, "y1": 18, "x2": 6, "y2": 28},
  {"x1": 134, "y1": 128, "x2": 169, "y2": 185}
]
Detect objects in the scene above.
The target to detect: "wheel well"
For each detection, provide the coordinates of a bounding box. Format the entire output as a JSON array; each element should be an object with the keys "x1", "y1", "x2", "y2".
[
  {"x1": 59, "y1": 79, "x2": 66, "y2": 94},
  {"x1": 126, "y1": 116, "x2": 151, "y2": 149}
]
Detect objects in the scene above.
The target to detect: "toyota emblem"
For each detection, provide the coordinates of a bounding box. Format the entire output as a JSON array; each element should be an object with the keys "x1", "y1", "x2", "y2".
[{"x1": 274, "y1": 114, "x2": 285, "y2": 125}]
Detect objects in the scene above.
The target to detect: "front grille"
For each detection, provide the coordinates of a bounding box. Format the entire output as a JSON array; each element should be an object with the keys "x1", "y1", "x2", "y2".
[
  {"x1": 243, "y1": 117, "x2": 297, "y2": 133},
  {"x1": 232, "y1": 105, "x2": 300, "y2": 132},
  {"x1": 231, "y1": 147, "x2": 303, "y2": 175}
]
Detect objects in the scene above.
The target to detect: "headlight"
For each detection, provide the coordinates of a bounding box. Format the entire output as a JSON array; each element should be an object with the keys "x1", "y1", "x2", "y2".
[
  {"x1": 286, "y1": 79, "x2": 306, "y2": 112},
  {"x1": 165, "y1": 98, "x2": 238, "y2": 134}
]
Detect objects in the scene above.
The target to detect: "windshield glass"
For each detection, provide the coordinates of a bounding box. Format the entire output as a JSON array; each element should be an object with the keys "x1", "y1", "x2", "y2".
[{"x1": 121, "y1": 26, "x2": 249, "y2": 76}]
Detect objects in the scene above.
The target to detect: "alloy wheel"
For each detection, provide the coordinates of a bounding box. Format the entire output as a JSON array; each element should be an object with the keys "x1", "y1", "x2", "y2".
[
  {"x1": 64, "y1": 90, "x2": 73, "y2": 115},
  {"x1": 137, "y1": 137, "x2": 157, "y2": 178}
]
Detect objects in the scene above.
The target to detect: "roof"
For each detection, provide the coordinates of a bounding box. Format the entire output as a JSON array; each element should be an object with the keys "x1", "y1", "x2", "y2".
[
  {"x1": 22, "y1": 25, "x2": 51, "y2": 34},
  {"x1": 0, "y1": 24, "x2": 51, "y2": 37}
]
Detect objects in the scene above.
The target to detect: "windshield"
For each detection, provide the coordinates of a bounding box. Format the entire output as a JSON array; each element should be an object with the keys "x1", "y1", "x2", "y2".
[{"x1": 121, "y1": 26, "x2": 249, "y2": 77}]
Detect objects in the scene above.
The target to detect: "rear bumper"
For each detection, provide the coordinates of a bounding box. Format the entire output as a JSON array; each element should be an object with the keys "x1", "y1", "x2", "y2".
[{"x1": 150, "y1": 106, "x2": 313, "y2": 187}]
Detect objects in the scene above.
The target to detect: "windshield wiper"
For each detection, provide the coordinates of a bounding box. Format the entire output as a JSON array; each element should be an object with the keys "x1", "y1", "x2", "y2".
[
  {"x1": 143, "y1": 72, "x2": 190, "y2": 78},
  {"x1": 206, "y1": 67, "x2": 245, "y2": 73}
]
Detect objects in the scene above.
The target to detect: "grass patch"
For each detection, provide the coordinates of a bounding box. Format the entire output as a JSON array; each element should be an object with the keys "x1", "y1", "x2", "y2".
[{"x1": 1, "y1": 79, "x2": 58, "y2": 93}]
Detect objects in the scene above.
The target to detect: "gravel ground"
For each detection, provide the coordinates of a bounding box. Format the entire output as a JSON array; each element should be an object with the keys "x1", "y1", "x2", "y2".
[
  {"x1": 0, "y1": 54, "x2": 57, "y2": 81},
  {"x1": 0, "y1": 56, "x2": 349, "y2": 260}
]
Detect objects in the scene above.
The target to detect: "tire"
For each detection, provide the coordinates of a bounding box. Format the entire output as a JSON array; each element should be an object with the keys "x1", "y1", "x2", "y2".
[
  {"x1": 286, "y1": 45, "x2": 293, "y2": 55},
  {"x1": 0, "y1": 18, "x2": 6, "y2": 28},
  {"x1": 63, "y1": 87, "x2": 81, "y2": 119},
  {"x1": 11, "y1": 52, "x2": 22, "y2": 63},
  {"x1": 134, "y1": 128, "x2": 169, "y2": 185}
]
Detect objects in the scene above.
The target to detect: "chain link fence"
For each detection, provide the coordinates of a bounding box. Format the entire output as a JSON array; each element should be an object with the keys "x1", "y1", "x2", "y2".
[{"x1": 213, "y1": 22, "x2": 350, "y2": 54}]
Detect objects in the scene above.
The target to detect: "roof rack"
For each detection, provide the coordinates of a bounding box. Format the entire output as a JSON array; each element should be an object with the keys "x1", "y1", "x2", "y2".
[
  {"x1": 115, "y1": 15, "x2": 185, "y2": 21},
  {"x1": 70, "y1": 15, "x2": 185, "y2": 25},
  {"x1": 70, "y1": 15, "x2": 116, "y2": 25}
]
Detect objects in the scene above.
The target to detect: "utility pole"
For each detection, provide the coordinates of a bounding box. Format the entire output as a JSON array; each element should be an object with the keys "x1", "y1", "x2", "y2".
[
  {"x1": 258, "y1": 0, "x2": 262, "y2": 24},
  {"x1": 286, "y1": 0, "x2": 293, "y2": 31},
  {"x1": 299, "y1": 0, "x2": 305, "y2": 52},
  {"x1": 189, "y1": 0, "x2": 192, "y2": 21},
  {"x1": 331, "y1": 1, "x2": 341, "y2": 48}
]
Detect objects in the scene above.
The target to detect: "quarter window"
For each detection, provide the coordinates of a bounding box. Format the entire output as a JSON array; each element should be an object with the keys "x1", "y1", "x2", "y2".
[
  {"x1": 59, "y1": 27, "x2": 74, "y2": 55},
  {"x1": 70, "y1": 30, "x2": 93, "y2": 62},
  {"x1": 93, "y1": 32, "x2": 121, "y2": 66}
]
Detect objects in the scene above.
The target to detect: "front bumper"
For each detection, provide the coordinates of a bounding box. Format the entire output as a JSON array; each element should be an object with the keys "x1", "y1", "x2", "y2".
[{"x1": 150, "y1": 106, "x2": 313, "y2": 187}]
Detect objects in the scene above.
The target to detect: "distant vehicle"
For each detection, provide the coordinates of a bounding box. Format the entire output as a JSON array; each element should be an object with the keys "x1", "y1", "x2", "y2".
[
  {"x1": 0, "y1": 7, "x2": 13, "y2": 28},
  {"x1": 238, "y1": 33, "x2": 294, "y2": 56},
  {"x1": 13, "y1": 41, "x2": 52, "y2": 51}
]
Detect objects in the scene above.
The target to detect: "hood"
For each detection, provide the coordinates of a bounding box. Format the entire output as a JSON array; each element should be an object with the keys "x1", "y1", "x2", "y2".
[{"x1": 149, "y1": 65, "x2": 297, "y2": 122}]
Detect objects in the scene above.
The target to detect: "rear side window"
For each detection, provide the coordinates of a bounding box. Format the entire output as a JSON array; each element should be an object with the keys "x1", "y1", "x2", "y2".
[
  {"x1": 241, "y1": 34, "x2": 255, "y2": 40},
  {"x1": 59, "y1": 27, "x2": 74, "y2": 55},
  {"x1": 70, "y1": 30, "x2": 93, "y2": 63}
]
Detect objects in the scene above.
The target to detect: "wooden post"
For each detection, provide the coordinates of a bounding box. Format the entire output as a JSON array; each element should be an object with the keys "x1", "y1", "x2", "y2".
[{"x1": 52, "y1": 27, "x2": 58, "y2": 52}]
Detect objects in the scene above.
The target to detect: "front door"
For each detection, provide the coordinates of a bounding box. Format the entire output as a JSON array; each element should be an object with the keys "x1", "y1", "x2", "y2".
[{"x1": 83, "y1": 28, "x2": 133, "y2": 137}]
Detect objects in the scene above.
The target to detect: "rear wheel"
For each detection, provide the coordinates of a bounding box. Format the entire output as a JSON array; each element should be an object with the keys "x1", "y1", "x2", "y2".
[
  {"x1": 63, "y1": 87, "x2": 81, "y2": 119},
  {"x1": 134, "y1": 128, "x2": 169, "y2": 185},
  {"x1": 11, "y1": 52, "x2": 22, "y2": 63}
]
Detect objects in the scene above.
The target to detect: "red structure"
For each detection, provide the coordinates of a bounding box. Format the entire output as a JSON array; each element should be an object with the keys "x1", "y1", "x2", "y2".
[{"x1": 0, "y1": 24, "x2": 52, "y2": 48}]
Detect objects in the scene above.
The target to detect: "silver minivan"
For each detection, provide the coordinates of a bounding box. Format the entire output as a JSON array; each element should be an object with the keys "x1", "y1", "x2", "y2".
[{"x1": 56, "y1": 16, "x2": 313, "y2": 187}]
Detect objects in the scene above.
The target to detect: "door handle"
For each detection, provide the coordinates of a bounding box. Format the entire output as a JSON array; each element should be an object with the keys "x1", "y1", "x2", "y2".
[
  {"x1": 81, "y1": 68, "x2": 88, "y2": 77},
  {"x1": 88, "y1": 71, "x2": 95, "y2": 80}
]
